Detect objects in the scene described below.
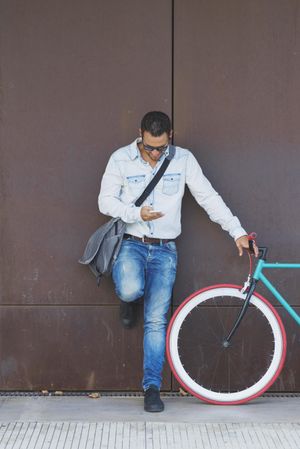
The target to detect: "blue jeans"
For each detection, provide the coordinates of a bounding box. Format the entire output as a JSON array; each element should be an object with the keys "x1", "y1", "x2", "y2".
[{"x1": 112, "y1": 238, "x2": 177, "y2": 390}]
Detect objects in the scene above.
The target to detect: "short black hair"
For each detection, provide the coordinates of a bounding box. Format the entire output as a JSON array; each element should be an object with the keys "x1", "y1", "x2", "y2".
[{"x1": 141, "y1": 111, "x2": 171, "y2": 136}]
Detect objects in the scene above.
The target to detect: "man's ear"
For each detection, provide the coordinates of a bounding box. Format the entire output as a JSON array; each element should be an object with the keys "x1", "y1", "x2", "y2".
[
  {"x1": 169, "y1": 130, "x2": 173, "y2": 139},
  {"x1": 139, "y1": 128, "x2": 142, "y2": 138}
]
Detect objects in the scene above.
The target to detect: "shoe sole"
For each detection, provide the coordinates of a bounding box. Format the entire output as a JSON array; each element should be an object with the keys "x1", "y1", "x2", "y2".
[{"x1": 144, "y1": 404, "x2": 164, "y2": 412}]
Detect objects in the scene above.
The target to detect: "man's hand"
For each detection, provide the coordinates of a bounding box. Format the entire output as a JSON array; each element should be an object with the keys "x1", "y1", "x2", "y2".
[
  {"x1": 235, "y1": 235, "x2": 259, "y2": 257},
  {"x1": 141, "y1": 206, "x2": 164, "y2": 221}
]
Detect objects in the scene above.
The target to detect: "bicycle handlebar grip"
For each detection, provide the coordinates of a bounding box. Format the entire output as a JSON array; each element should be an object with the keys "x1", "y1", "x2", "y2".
[{"x1": 248, "y1": 238, "x2": 255, "y2": 254}]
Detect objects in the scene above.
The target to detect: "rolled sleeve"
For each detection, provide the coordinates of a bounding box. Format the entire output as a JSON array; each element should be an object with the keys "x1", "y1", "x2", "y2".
[{"x1": 98, "y1": 155, "x2": 142, "y2": 224}]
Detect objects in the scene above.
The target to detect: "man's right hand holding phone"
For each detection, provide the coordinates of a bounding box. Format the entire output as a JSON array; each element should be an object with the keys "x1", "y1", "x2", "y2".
[{"x1": 141, "y1": 206, "x2": 164, "y2": 221}]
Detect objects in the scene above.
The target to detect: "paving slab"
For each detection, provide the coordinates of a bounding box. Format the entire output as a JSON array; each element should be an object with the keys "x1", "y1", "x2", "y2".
[
  {"x1": 0, "y1": 421, "x2": 299, "y2": 449},
  {"x1": 0, "y1": 396, "x2": 299, "y2": 448},
  {"x1": 0, "y1": 395, "x2": 299, "y2": 423}
]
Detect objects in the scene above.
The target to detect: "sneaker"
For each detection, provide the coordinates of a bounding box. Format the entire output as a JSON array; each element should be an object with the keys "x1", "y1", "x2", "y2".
[
  {"x1": 119, "y1": 301, "x2": 137, "y2": 328},
  {"x1": 144, "y1": 385, "x2": 164, "y2": 412}
]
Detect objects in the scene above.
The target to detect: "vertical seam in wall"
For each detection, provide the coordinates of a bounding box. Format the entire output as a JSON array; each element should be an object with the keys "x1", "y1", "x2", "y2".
[
  {"x1": 171, "y1": 0, "x2": 175, "y2": 144},
  {"x1": 171, "y1": 0, "x2": 175, "y2": 393}
]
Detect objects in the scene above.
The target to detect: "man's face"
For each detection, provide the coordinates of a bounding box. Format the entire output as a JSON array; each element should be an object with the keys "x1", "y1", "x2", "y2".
[{"x1": 140, "y1": 130, "x2": 171, "y2": 162}]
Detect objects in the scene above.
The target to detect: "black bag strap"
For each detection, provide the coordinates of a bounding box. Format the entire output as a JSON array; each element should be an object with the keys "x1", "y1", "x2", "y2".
[{"x1": 134, "y1": 145, "x2": 176, "y2": 207}]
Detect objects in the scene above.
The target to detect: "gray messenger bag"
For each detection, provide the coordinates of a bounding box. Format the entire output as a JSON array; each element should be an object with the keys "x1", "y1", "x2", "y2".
[{"x1": 78, "y1": 146, "x2": 175, "y2": 285}]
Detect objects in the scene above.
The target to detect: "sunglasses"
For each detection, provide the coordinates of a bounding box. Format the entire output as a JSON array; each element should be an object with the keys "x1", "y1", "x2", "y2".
[{"x1": 142, "y1": 141, "x2": 169, "y2": 152}]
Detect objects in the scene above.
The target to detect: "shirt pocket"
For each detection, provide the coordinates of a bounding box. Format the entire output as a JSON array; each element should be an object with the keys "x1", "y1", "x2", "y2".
[
  {"x1": 162, "y1": 173, "x2": 181, "y2": 196},
  {"x1": 126, "y1": 174, "x2": 146, "y2": 195}
]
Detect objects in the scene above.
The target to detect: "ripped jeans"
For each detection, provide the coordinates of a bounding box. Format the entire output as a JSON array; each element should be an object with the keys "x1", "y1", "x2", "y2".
[{"x1": 112, "y1": 238, "x2": 177, "y2": 390}]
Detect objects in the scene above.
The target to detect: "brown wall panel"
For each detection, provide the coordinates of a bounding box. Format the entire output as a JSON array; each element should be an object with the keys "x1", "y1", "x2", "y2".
[
  {"x1": 173, "y1": 0, "x2": 300, "y2": 305},
  {"x1": 0, "y1": 0, "x2": 172, "y2": 306},
  {"x1": 173, "y1": 0, "x2": 300, "y2": 392},
  {"x1": 0, "y1": 0, "x2": 172, "y2": 389},
  {"x1": 0, "y1": 305, "x2": 171, "y2": 390}
]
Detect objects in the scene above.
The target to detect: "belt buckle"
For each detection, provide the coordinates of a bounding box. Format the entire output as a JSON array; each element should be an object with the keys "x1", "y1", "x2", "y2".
[{"x1": 142, "y1": 235, "x2": 145, "y2": 243}]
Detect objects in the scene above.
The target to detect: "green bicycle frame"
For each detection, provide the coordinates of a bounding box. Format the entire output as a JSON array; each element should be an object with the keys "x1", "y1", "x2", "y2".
[
  {"x1": 253, "y1": 260, "x2": 300, "y2": 325},
  {"x1": 225, "y1": 253, "x2": 300, "y2": 343}
]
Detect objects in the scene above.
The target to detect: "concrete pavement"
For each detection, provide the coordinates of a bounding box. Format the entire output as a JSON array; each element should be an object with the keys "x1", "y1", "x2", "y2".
[{"x1": 0, "y1": 394, "x2": 299, "y2": 448}]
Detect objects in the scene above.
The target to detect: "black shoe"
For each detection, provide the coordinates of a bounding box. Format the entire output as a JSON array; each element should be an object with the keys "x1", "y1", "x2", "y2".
[
  {"x1": 120, "y1": 300, "x2": 137, "y2": 328},
  {"x1": 144, "y1": 386, "x2": 164, "y2": 412}
]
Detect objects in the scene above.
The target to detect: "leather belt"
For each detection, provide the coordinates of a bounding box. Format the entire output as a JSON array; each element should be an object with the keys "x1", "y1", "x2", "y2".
[{"x1": 124, "y1": 234, "x2": 173, "y2": 245}]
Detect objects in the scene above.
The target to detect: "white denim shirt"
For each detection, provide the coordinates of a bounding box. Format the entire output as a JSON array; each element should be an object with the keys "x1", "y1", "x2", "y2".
[{"x1": 98, "y1": 138, "x2": 247, "y2": 240}]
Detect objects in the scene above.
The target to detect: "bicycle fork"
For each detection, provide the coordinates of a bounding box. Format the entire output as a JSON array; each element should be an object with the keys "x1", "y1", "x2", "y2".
[
  {"x1": 223, "y1": 247, "x2": 268, "y2": 346},
  {"x1": 222, "y1": 278, "x2": 259, "y2": 347}
]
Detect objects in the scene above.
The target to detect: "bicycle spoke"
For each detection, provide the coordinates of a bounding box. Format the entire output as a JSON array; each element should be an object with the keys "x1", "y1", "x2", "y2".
[
  {"x1": 211, "y1": 296, "x2": 227, "y2": 335},
  {"x1": 167, "y1": 286, "x2": 285, "y2": 403}
]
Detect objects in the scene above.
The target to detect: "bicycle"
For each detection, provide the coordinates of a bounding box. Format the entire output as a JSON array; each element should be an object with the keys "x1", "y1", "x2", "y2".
[{"x1": 166, "y1": 238, "x2": 300, "y2": 405}]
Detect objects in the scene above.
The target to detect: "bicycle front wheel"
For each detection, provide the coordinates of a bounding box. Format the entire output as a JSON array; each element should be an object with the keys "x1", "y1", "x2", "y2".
[{"x1": 166, "y1": 285, "x2": 286, "y2": 405}]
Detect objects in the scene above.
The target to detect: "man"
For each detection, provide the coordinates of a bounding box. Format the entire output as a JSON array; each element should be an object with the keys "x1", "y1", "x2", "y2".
[{"x1": 98, "y1": 111, "x2": 258, "y2": 412}]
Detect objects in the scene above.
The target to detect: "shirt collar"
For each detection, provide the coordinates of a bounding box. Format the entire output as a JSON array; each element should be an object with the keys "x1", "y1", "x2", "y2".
[{"x1": 128, "y1": 138, "x2": 141, "y2": 160}]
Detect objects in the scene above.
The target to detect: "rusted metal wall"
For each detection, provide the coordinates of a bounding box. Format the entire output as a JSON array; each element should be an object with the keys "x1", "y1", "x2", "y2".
[
  {"x1": 0, "y1": 0, "x2": 299, "y2": 391},
  {"x1": 0, "y1": 0, "x2": 172, "y2": 390},
  {"x1": 173, "y1": 0, "x2": 300, "y2": 391}
]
